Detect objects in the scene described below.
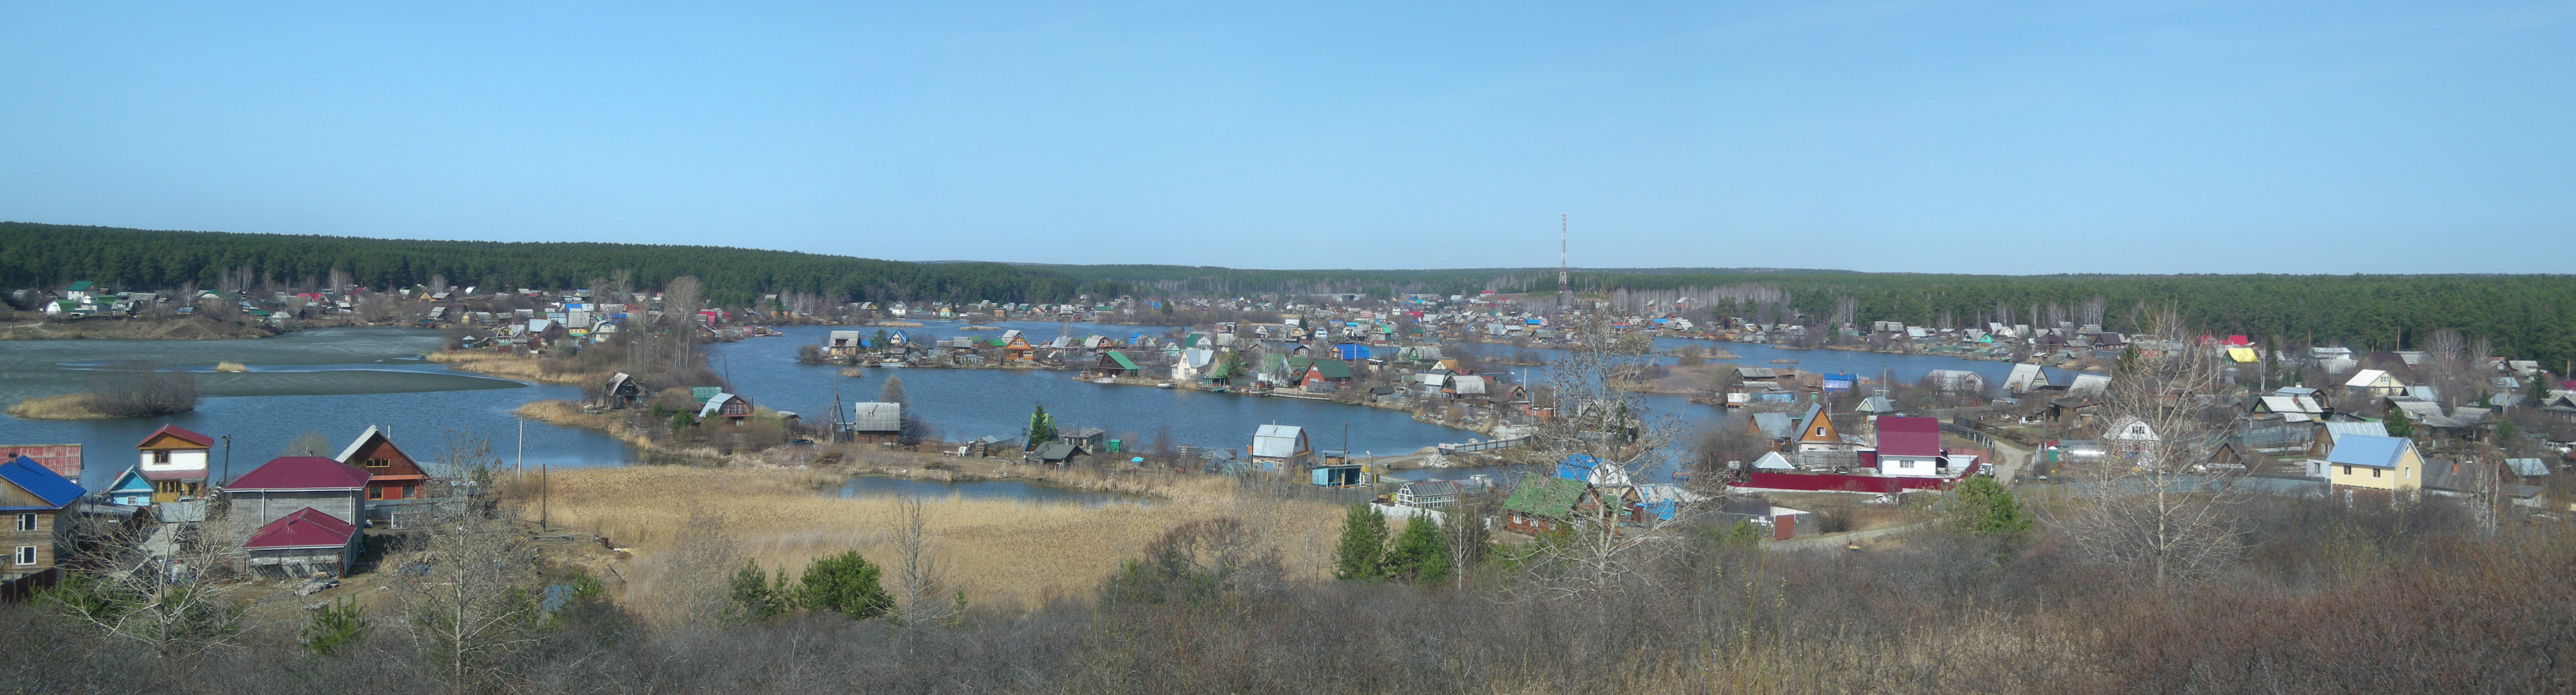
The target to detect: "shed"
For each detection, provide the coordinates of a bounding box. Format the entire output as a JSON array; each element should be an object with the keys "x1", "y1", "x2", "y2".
[
  {"x1": 849, "y1": 402, "x2": 902, "y2": 436},
  {"x1": 242, "y1": 507, "x2": 361, "y2": 577}
]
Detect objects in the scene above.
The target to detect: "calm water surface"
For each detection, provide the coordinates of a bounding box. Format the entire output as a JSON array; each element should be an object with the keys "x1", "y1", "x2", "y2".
[{"x1": 0, "y1": 322, "x2": 2082, "y2": 490}]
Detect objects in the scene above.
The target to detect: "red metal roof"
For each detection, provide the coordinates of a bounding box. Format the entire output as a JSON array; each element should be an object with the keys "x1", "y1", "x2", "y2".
[
  {"x1": 225, "y1": 457, "x2": 370, "y2": 491},
  {"x1": 1874, "y1": 416, "x2": 1943, "y2": 457},
  {"x1": 244, "y1": 507, "x2": 357, "y2": 549},
  {"x1": 138, "y1": 424, "x2": 215, "y2": 448}
]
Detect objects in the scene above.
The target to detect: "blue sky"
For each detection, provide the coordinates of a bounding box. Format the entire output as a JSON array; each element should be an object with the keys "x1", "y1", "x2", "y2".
[{"x1": 3, "y1": 1, "x2": 2570, "y2": 273}]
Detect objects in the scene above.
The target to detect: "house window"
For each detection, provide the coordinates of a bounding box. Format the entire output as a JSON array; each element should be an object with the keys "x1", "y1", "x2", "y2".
[
  {"x1": 14, "y1": 513, "x2": 34, "y2": 532},
  {"x1": 153, "y1": 450, "x2": 171, "y2": 464},
  {"x1": 365, "y1": 458, "x2": 391, "y2": 468},
  {"x1": 400, "y1": 485, "x2": 414, "y2": 499},
  {"x1": 2372, "y1": 469, "x2": 2382, "y2": 478},
  {"x1": 368, "y1": 487, "x2": 383, "y2": 500},
  {"x1": 12, "y1": 546, "x2": 32, "y2": 565},
  {"x1": 2341, "y1": 465, "x2": 2351, "y2": 476}
]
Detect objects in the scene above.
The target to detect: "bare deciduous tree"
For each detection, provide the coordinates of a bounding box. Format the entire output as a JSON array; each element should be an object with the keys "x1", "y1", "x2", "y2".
[
  {"x1": 1514, "y1": 315, "x2": 1701, "y2": 599},
  {"x1": 887, "y1": 496, "x2": 960, "y2": 627},
  {"x1": 42, "y1": 511, "x2": 248, "y2": 656},
  {"x1": 2058, "y1": 309, "x2": 2246, "y2": 592},
  {"x1": 389, "y1": 500, "x2": 545, "y2": 694}
]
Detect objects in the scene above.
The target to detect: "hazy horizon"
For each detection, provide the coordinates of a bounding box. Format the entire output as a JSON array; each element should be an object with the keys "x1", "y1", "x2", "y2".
[{"x1": 4, "y1": 2, "x2": 2570, "y2": 274}]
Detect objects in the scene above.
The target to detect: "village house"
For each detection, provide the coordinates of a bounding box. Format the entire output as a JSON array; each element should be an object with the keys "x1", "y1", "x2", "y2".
[
  {"x1": 1501, "y1": 475, "x2": 1588, "y2": 534},
  {"x1": 2344, "y1": 369, "x2": 2406, "y2": 399},
  {"x1": 1792, "y1": 404, "x2": 1854, "y2": 453},
  {"x1": 334, "y1": 426, "x2": 429, "y2": 505},
  {"x1": 1871, "y1": 416, "x2": 1947, "y2": 477},
  {"x1": 111, "y1": 424, "x2": 212, "y2": 506},
  {"x1": 223, "y1": 456, "x2": 370, "y2": 528},
  {"x1": 698, "y1": 392, "x2": 755, "y2": 426},
  {"x1": 2325, "y1": 434, "x2": 2422, "y2": 492},
  {"x1": 603, "y1": 371, "x2": 644, "y2": 409},
  {"x1": 1249, "y1": 424, "x2": 1314, "y2": 470},
  {"x1": 847, "y1": 402, "x2": 902, "y2": 443},
  {"x1": 0, "y1": 444, "x2": 82, "y2": 480},
  {"x1": 1, "y1": 455, "x2": 85, "y2": 583}
]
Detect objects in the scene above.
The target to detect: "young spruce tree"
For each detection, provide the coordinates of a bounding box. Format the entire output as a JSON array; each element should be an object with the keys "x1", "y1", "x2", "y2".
[{"x1": 1332, "y1": 504, "x2": 1389, "y2": 581}]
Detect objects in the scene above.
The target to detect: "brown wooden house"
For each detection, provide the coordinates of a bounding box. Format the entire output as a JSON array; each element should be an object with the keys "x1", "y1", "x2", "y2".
[{"x1": 334, "y1": 426, "x2": 429, "y2": 503}]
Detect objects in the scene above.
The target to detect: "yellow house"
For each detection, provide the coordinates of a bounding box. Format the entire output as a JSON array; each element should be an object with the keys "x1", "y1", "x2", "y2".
[{"x1": 2324, "y1": 434, "x2": 2421, "y2": 491}]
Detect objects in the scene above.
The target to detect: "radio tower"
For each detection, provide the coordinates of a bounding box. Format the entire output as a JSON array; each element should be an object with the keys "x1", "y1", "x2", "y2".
[{"x1": 1557, "y1": 214, "x2": 1570, "y2": 310}]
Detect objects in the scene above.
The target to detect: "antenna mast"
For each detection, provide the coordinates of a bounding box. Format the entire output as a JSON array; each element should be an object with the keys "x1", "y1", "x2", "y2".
[{"x1": 1558, "y1": 214, "x2": 1570, "y2": 309}]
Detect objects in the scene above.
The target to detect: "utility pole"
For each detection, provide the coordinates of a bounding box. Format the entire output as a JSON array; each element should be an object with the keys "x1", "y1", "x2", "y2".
[
  {"x1": 219, "y1": 435, "x2": 232, "y2": 487},
  {"x1": 1558, "y1": 214, "x2": 1570, "y2": 311}
]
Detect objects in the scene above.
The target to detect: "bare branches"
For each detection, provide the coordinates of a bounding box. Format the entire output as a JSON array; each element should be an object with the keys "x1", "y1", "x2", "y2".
[{"x1": 2058, "y1": 309, "x2": 2247, "y2": 591}]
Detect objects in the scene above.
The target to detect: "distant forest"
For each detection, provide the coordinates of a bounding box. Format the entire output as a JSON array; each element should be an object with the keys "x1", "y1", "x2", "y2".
[
  {"x1": 0, "y1": 223, "x2": 1132, "y2": 306},
  {"x1": 10, "y1": 222, "x2": 2572, "y2": 368}
]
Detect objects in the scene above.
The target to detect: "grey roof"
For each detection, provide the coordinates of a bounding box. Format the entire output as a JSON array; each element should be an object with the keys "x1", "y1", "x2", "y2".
[
  {"x1": 1065, "y1": 427, "x2": 1107, "y2": 439},
  {"x1": 1856, "y1": 396, "x2": 1897, "y2": 413},
  {"x1": 2323, "y1": 421, "x2": 2388, "y2": 441},
  {"x1": 1252, "y1": 424, "x2": 1305, "y2": 459},
  {"x1": 849, "y1": 402, "x2": 901, "y2": 432},
  {"x1": 1035, "y1": 442, "x2": 1077, "y2": 461},
  {"x1": 1750, "y1": 412, "x2": 1794, "y2": 439},
  {"x1": 1398, "y1": 481, "x2": 1461, "y2": 497},
  {"x1": 2506, "y1": 458, "x2": 2550, "y2": 477}
]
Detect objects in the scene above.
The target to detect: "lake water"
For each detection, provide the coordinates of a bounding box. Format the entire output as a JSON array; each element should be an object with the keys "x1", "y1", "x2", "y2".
[{"x1": 0, "y1": 321, "x2": 2085, "y2": 490}]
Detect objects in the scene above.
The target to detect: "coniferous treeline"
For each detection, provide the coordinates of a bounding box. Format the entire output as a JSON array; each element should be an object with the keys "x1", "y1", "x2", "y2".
[
  {"x1": 12, "y1": 222, "x2": 2570, "y2": 367},
  {"x1": 0, "y1": 223, "x2": 1124, "y2": 306},
  {"x1": 1558, "y1": 271, "x2": 2576, "y2": 370}
]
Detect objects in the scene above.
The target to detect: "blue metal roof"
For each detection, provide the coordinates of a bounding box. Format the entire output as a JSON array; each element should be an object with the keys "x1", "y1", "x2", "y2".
[
  {"x1": 2324, "y1": 435, "x2": 2409, "y2": 468},
  {"x1": 0, "y1": 455, "x2": 86, "y2": 508}
]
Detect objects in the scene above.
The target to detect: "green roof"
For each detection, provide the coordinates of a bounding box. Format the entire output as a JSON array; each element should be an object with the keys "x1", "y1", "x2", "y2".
[
  {"x1": 1502, "y1": 476, "x2": 1587, "y2": 519},
  {"x1": 1105, "y1": 351, "x2": 1140, "y2": 370},
  {"x1": 1311, "y1": 359, "x2": 1352, "y2": 379},
  {"x1": 987, "y1": 338, "x2": 1008, "y2": 347},
  {"x1": 1205, "y1": 361, "x2": 1235, "y2": 379},
  {"x1": 65, "y1": 280, "x2": 94, "y2": 292},
  {"x1": 691, "y1": 386, "x2": 723, "y2": 405}
]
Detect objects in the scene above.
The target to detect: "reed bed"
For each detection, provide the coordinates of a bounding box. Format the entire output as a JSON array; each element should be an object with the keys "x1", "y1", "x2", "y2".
[{"x1": 510, "y1": 466, "x2": 1344, "y2": 619}]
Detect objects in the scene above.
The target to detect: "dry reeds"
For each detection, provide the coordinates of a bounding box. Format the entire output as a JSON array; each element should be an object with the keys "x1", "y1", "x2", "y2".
[
  {"x1": 213, "y1": 361, "x2": 248, "y2": 372},
  {"x1": 513, "y1": 466, "x2": 1342, "y2": 624},
  {"x1": 6, "y1": 393, "x2": 108, "y2": 419}
]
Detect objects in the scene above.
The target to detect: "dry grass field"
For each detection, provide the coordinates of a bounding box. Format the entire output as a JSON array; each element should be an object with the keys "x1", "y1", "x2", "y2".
[
  {"x1": 506, "y1": 465, "x2": 1347, "y2": 624},
  {"x1": 5, "y1": 392, "x2": 109, "y2": 419}
]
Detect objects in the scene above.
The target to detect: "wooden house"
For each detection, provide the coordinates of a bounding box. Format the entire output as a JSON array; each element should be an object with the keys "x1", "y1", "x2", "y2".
[
  {"x1": 132, "y1": 424, "x2": 213, "y2": 504},
  {"x1": 1090, "y1": 351, "x2": 1141, "y2": 378},
  {"x1": 1501, "y1": 475, "x2": 1589, "y2": 534},
  {"x1": 334, "y1": 426, "x2": 429, "y2": 504},
  {"x1": 603, "y1": 372, "x2": 644, "y2": 408},
  {"x1": 223, "y1": 456, "x2": 370, "y2": 527},
  {"x1": 848, "y1": 402, "x2": 902, "y2": 443},
  {"x1": 1, "y1": 456, "x2": 85, "y2": 581},
  {"x1": 0, "y1": 444, "x2": 81, "y2": 481},
  {"x1": 698, "y1": 392, "x2": 755, "y2": 426},
  {"x1": 1249, "y1": 425, "x2": 1313, "y2": 470},
  {"x1": 1064, "y1": 427, "x2": 1109, "y2": 454},
  {"x1": 1792, "y1": 404, "x2": 1852, "y2": 452}
]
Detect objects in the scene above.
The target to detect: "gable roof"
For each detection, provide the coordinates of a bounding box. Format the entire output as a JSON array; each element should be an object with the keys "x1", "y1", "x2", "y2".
[
  {"x1": 1104, "y1": 351, "x2": 1140, "y2": 370},
  {"x1": 1251, "y1": 424, "x2": 1305, "y2": 458},
  {"x1": 2322, "y1": 421, "x2": 2389, "y2": 441},
  {"x1": 849, "y1": 402, "x2": 901, "y2": 432},
  {"x1": 2345, "y1": 369, "x2": 2396, "y2": 387},
  {"x1": 1749, "y1": 412, "x2": 1794, "y2": 439},
  {"x1": 1796, "y1": 404, "x2": 1841, "y2": 443},
  {"x1": 332, "y1": 425, "x2": 402, "y2": 465},
  {"x1": 0, "y1": 456, "x2": 85, "y2": 509},
  {"x1": 226, "y1": 457, "x2": 370, "y2": 491},
  {"x1": 137, "y1": 423, "x2": 214, "y2": 449},
  {"x1": 243, "y1": 507, "x2": 358, "y2": 550},
  {"x1": 2324, "y1": 435, "x2": 2411, "y2": 468},
  {"x1": 1502, "y1": 475, "x2": 1588, "y2": 519},
  {"x1": 1874, "y1": 416, "x2": 1943, "y2": 457}
]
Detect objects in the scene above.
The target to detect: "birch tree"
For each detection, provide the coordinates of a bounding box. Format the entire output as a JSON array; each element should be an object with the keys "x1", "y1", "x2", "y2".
[
  {"x1": 2059, "y1": 310, "x2": 2247, "y2": 592},
  {"x1": 1516, "y1": 314, "x2": 1700, "y2": 598}
]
